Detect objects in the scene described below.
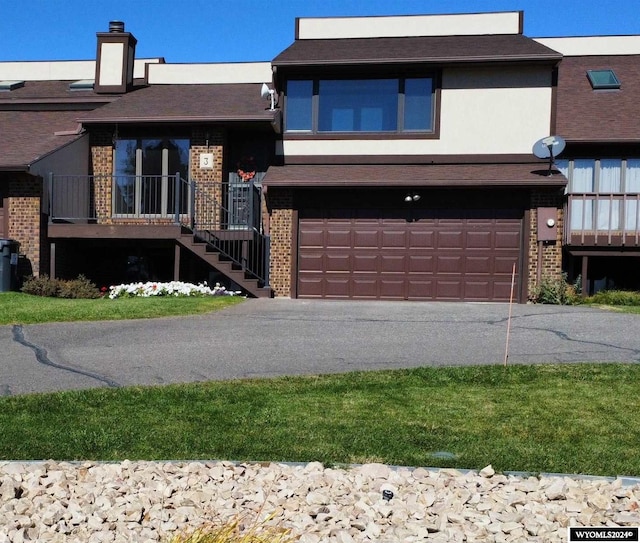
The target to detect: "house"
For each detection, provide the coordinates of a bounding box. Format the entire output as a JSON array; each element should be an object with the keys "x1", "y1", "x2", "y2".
[{"x1": 0, "y1": 12, "x2": 638, "y2": 301}]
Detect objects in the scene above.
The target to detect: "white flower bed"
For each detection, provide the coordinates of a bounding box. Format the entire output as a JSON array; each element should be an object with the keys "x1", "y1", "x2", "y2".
[{"x1": 108, "y1": 281, "x2": 239, "y2": 299}]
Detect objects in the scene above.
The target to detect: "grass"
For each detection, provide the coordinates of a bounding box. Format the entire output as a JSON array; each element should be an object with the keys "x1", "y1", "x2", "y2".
[
  {"x1": 0, "y1": 292, "x2": 245, "y2": 325},
  {"x1": 1, "y1": 363, "x2": 640, "y2": 477}
]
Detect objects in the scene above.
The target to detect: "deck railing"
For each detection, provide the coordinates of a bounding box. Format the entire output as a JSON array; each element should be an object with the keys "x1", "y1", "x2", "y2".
[
  {"x1": 564, "y1": 193, "x2": 640, "y2": 245},
  {"x1": 48, "y1": 173, "x2": 270, "y2": 285}
]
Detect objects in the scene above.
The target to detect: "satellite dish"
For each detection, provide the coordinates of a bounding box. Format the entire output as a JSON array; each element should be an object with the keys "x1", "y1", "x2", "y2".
[
  {"x1": 260, "y1": 83, "x2": 276, "y2": 111},
  {"x1": 532, "y1": 135, "x2": 566, "y2": 176}
]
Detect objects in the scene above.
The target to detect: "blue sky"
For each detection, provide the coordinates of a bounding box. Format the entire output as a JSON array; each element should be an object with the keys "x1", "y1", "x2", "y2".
[{"x1": 1, "y1": 0, "x2": 639, "y2": 63}]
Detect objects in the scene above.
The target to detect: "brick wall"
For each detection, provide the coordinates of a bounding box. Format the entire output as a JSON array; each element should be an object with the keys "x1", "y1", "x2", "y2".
[
  {"x1": 528, "y1": 188, "x2": 565, "y2": 299},
  {"x1": 91, "y1": 129, "x2": 113, "y2": 223},
  {"x1": 267, "y1": 188, "x2": 293, "y2": 297},
  {"x1": 7, "y1": 173, "x2": 43, "y2": 278},
  {"x1": 189, "y1": 129, "x2": 224, "y2": 230}
]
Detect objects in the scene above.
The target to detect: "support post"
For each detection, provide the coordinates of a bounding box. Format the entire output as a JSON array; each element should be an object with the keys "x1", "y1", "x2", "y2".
[
  {"x1": 174, "y1": 172, "x2": 180, "y2": 225},
  {"x1": 174, "y1": 243, "x2": 180, "y2": 281},
  {"x1": 50, "y1": 242, "x2": 56, "y2": 279},
  {"x1": 581, "y1": 255, "x2": 588, "y2": 297}
]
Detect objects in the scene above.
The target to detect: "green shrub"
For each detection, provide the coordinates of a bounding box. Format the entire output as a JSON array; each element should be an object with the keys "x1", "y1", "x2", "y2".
[
  {"x1": 21, "y1": 275, "x2": 61, "y2": 297},
  {"x1": 532, "y1": 273, "x2": 578, "y2": 305},
  {"x1": 586, "y1": 289, "x2": 640, "y2": 306},
  {"x1": 21, "y1": 274, "x2": 101, "y2": 299}
]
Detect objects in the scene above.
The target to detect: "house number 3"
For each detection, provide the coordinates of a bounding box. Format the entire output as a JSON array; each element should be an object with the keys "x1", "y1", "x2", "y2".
[{"x1": 200, "y1": 153, "x2": 214, "y2": 170}]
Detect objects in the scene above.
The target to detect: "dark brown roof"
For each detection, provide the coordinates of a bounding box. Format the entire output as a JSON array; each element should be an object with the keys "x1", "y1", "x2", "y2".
[
  {"x1": 555, "y1": 55, "x2": 640, "y2": 142},
  {"x1": 264, "y1": 163, "x2": 566, "y2": 187},
  {"x1": 273, "y1": 34, "x2": 562, "y2": 67},
  {"x1": 0, "y1": 110, "x2": 84, "y2": 169},
  {"x1": 79, "y1": 84, "x2": 278, "y2": 124}
]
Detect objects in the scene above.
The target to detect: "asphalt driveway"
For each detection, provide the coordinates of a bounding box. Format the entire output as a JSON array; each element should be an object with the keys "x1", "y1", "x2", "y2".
[{"x1": 2, "y1": 299, "x2": 639, "y2": 396}]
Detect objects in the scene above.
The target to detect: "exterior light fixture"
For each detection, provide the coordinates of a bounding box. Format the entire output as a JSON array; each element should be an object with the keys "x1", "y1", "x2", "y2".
[
  {"x1": 382, "y1": 489, "x2": 394, "y2": 501},
  {"x1": 404, "y1": 193, "x2": 421, "y2": 203}
]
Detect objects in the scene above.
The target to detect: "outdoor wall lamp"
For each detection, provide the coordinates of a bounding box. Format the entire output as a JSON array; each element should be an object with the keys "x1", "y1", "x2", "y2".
[{"x1": 404, "y1": 193, "x2": 421, "y2": 203}]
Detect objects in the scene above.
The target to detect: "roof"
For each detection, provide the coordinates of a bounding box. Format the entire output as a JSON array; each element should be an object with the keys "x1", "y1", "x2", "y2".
[
  {"x1": 79, "y1": 84, "x2": 278, "y2": 124},
  {"x1": 273, "y1": 34, "x2": 562, "y2": 68},
  {"x1": 555, "y1": 55, "x2": 640, "y2": 142},
  {"x1": 0, "y1": 80, "x2": 115, "y2": 105},
  {"x1": 0, "y1": 109, "x2": 84, "y2": 169},
  {"x1": 263, "y1": 163, "x2": 567, "y2": 188}
]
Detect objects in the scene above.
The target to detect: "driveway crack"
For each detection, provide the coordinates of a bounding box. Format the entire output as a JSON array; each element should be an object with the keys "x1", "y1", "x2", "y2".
[{"x1": 12, "y1": 325, "x2": 121, "y2": 388}]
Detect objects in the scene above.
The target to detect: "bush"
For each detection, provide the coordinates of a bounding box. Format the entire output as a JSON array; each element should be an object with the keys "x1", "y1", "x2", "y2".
[
  {"x1": 532, "y1": 273, "x2": 578, "y2": 305},
  {"x1": 586, "y1": 289, "x2": 640, "y2": 306},
  {"x1": 21, "y1": 274, "x2": 101, "y2": 299},
  {"x1": 167, "y1": 516, "x2": 293, "y2": 543}
]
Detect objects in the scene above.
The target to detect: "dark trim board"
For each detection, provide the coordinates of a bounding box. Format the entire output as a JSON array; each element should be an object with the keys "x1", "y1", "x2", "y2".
[{"x1": 48, "y1": 224, "x2": 183, "y2": 240}]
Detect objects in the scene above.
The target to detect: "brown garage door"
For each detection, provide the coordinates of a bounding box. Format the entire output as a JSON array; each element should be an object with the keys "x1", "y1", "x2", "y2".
[{"x1": 297, "y1": 208, "x2": 522, "y2": 301}]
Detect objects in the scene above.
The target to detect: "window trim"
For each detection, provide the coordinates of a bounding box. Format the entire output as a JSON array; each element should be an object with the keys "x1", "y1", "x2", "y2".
[{"x1": 284, "y1": 74, "x2": 439, "y2": 138}]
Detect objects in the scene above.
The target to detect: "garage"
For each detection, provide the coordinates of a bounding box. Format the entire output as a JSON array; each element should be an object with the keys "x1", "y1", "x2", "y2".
[{"x1": 297, "y1": 204, "x2": 524, "y2": 301}]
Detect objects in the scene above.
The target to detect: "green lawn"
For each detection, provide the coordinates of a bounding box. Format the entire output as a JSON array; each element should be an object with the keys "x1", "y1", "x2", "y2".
[
  {"x1": 0, "y1": 292, "x2": 245, "y2": 325},
  {"x1": 1, "y1": 363, "x2": 639, "y2": 477}
]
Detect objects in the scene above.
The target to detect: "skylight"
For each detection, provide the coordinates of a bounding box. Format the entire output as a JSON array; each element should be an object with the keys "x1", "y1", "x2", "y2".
[
  {"x1": 0, "y1": 80, "x2": 25, "y2": 91},
  {"x1": 586, "y1": 69, "x2": 621, "y2": 90},
  {"x1": 69, "y1": 79, "x2": 94, "y2": 91}
]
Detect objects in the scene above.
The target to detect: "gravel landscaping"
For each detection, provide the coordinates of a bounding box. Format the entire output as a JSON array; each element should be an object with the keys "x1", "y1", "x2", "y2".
[{"x1": 1, "y1": 460, "x2": 640, "y2": 542}]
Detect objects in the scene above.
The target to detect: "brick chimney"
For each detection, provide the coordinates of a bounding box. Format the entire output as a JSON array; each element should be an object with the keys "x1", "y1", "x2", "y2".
[{"x1": 94, "y1": 21, "x2": 137, "y2": 94}]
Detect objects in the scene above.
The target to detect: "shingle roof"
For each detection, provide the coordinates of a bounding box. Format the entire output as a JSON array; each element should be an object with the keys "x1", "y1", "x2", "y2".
[
  {"x1": 79, "y1": 84, "x2": 278, "y2": 124},
  {"x1": 0, "y1": 110, "x2": 84, "y2": 169},
  {"x1": 273, "y1": 34, "x2": 562, "y2": 67},
  {"x1": 264, "y1": 163, "x2": 566, "y2": 187},
  {"x1": 555, "y1": 55, "x2": 640, "y2": 142}
]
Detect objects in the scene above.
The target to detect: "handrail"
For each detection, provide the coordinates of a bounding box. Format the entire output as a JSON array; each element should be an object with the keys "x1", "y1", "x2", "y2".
[{"x1": 48, "y1": 173, "x2": 270, "y2": 286}]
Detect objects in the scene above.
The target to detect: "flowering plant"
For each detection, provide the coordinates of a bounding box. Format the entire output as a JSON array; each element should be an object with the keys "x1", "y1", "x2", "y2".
[
  {"x1": 236, "y1": 156, "x2": 256, "y2": 182},
  {"x1": 107, "y1": 281, "x2": 240, "y2": 299}
]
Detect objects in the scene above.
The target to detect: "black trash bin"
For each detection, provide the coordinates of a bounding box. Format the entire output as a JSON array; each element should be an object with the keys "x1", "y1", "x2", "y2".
[{"x1": 0, "y1": 239, "x2": 20, "y2": 292}]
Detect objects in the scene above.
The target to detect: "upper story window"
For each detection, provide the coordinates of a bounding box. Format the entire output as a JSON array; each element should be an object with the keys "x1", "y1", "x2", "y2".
[
  {"x1": 285, "y1": 77, "x2": 434, "y2": 134},
  {"x1": 557, "y1": 158, "x2": 640, "y2": 232}
]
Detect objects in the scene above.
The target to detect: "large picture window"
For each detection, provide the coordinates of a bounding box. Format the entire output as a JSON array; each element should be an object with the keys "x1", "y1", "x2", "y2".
[
  {"x1": 285, "y1": 77, "x2": 434, "y2": 134},
  {"x1": 557, "y1": 158, "x2": 640, "y2": 233},
  {"x1": 114, "y1": 138, "x2": 189, "y2": 216}
]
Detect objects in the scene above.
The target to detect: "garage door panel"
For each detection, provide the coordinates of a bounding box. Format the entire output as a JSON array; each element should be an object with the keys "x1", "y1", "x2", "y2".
[
  {"x1": 352, "y1": 278, "x2": 378, "y2": 298},
  {"x1": 381, "y1": 230, "x2": 406, "y2": 248},
  {"x1": 495, "y1": 231, "x2": 521, "y2": 249},
  {"x1": 380, "y1": 255, "x2": 406, "y2": 273},
  {"x1": 435, "y1": 280, "x2": 464, "y2": 299},
  {"x1": 298, "y1": 209, "x2": 522, "y2": 301},
  {"x1": 466, "y1": 256, "x2": 491, "y2": 274},
  {"x1": 409, "y1": 230, "x2": 435, "y2": 248},
  {"x1": 407, "y1": 280, "x2": 434, "y2": 299},
  {"x1": 437, "y1": 255, "x2": 463, "y2": 274},
  {"x1": 464, "y1": 281, "x2": 491, "y2": 300},
  {"x1": 325, "y1": 254, "x2": 350, "y2": 271},
  {"x1": 325, "y1": 229, "x2": 351, "y2": 248},
  {"x1": 325, "y1": 277, "x2": 351, "y2": 297},
  {"x1": 298, "y1": 253, "x2": 324, "y2": 273},
  {"x1": 494, "y1": 257, "x2": 518, "y2": 274},
  {"x1": 353, "y1": 255, "x2": 378, "y2": 272},
  {"x1": 466, "y1": 231, "x2": 492, "y2": 249},
  {"x1": 353, "y1": 229, "x2": 379, "y2": 248},
  {"x1": 379, "y1": 279, "x2": 405, "y2": 298},
  {"x1": 408, "y1": 255, "x2": 434, "y2": 272},
  {"x1": 437, "y1": 231, "x2": 464, "y2": 248}
]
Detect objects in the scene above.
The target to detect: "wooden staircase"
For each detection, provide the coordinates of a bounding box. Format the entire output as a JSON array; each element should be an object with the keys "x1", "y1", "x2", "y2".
[{"x1": 178, "y1": 230, "x2": 272, "y2": 298}]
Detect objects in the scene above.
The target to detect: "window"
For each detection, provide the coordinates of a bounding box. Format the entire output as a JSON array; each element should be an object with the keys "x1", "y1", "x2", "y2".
[
  {"x1": 586, "y1": 69, "x2": 620, "y2": 90},
  {"x1": 558, "y1": 158, "x2": 640, "y2": 232},
  {"x1": 114, "y1": 138, "x2": 189, "y2": 216},
  {"x1": 285, "y1": 76, "x2": 434, "y2": 134}
]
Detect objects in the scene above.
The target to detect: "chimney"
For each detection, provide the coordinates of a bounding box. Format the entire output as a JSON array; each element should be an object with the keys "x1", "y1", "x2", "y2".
[{"x1": 94, "y1": 20, "x2": 137, "y2": 94}]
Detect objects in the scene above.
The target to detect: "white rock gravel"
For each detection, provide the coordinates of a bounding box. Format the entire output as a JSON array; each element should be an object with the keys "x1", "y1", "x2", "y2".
[{"x1": 1, "y1": 460, "x2": 640, "y2": 542}]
